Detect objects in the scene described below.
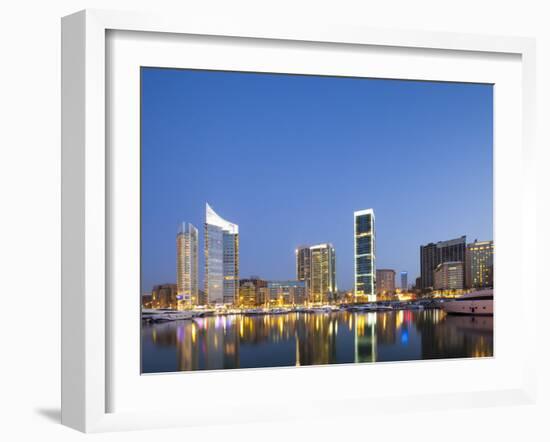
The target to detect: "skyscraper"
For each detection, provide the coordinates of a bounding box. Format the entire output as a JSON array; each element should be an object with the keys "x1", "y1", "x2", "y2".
[
  {"x1": 354, "y1": 209, "x2": 376, "y2": 301},
  {"x1": 204, "y1": 203, "x2": 239, "y2": 305},
  {"x1": 400, "y1": 271, "x2": 408, "y2": 290},
  {"x1": 296, "y1": 244, "x2": 336, "y2": 303},
  {"x1": 465, "y1": 240, "x2": 494, "y2": 288},
  {"x1": 420, "y1": 235, "x2": 466, "y2": 289},
  {"x1": 309, "y1": 244, "x2": 337, "y2": 303},
  {"x1": 296, "y1": 246, "x2": 311, "y2": 285},
  {"x1": 376, "y1": 269, "x2": 395, "y2": 296},
  {"x1": 176, "y1": 222, "x2": 199, "y2": 304}
]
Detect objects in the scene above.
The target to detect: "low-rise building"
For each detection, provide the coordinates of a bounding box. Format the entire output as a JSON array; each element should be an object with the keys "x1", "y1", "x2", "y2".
[
  {"x1": 376, "y1": 269, "x2": 396, "y2": 296},
  {"x1": 433, "y1": 262, "x2": 464, "y2": 290}
]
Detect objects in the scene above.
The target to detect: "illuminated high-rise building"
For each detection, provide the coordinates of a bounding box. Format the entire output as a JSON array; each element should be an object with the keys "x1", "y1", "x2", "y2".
[
  {"x1": 204, "y1": 203, "x2": 239, "y2": 305},
  {"x1": 354, "y1": 209, "x2": 376, "y2": 301},
  {"x1": 176, "y1": 222, "x2": 199, "y2": 304},
  {"x1": 309, "y1": 244, "x2": 337, "y2": 303},
  {"x1": 465, "y1": 240, "x2": 494, "y2": 288},
  {"x1": 296, "y1": 244, "x2": 336, "y2": 303},
  {"x1": 296, "y1": 246, "x2": 311, "y2": 285}
]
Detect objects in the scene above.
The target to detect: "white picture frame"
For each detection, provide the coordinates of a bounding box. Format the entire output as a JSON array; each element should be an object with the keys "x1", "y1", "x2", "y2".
[{"x1": 61, "y1": 9, "x2": 537, "y2": 433}]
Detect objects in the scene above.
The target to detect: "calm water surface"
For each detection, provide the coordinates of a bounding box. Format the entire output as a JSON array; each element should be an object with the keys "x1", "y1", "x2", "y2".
[{"x1": 141, "y1": 309, "x2": 493, "y2": 373}]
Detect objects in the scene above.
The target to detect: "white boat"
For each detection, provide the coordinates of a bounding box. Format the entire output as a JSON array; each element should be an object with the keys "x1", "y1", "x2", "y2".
[
  {"x1": 142, "y1": 309, "x2": 194, "y2": 322},
  {"x1": 440, "y1": 289, "x2": 493, "y2": 315}
]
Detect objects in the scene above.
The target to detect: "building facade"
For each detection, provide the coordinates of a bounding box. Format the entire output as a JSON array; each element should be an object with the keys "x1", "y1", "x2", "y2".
[
  {"x1": 354, "y1": 209, "x2": 376, "y2": 301},
  {"x1": 151, "y1": 284, "x2": 178, "y2": 309},
  {"x1": 238, "y1": 276, "x2": 268, "y2": 306},
  {"x1": 433, "y1": 261, "x2": 464, "y2": 290},
  {"x1": 296, "y1": 246, "x2": 311, "y2": 287},
  {"x1": 238, "y1": 281, "x2": 257, "y2": 307},
  {"x1": 465, "y1": 240, "x2": 494, "y2": 288},
  {"x1": 376, "y1": 269, "x2": 396, "y2": 296},
  {"x1": 204, "y1": 203, "x2": 239, "y2": 305},
  {"x1": 309, "y1": 243, "x2": 337, "y2": 303},
  {"x1": 296, "y1": 244, "x2": 336, "y2": 303},
  {"x1": 420, "y1": 235, "x2": 466, "y2": 289},
  {"x1": 400, "y1": 271, "x2": 408, "y2": 290},
  {"x1": 267, "y1": 280, "x2": 307, "y2": 305},
  {"x1": 176, "y1": 222, "x2": 199, "y2": 305}
]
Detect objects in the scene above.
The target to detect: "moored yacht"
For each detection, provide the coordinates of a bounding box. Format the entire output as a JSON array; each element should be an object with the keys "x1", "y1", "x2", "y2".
[
  {"x1": 441, "y1": 288, "x2": 493, "y2": 315},
  {"x1": 141, "y1": 309, "x2": 195, "y2": 322}
]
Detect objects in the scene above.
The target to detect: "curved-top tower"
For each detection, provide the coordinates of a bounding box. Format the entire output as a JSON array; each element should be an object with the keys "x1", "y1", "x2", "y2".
[{"x1": 204, "y1": 203, "x2": 239, "y2": 305}]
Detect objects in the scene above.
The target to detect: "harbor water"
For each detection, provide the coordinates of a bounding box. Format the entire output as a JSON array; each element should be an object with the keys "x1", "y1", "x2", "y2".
[{"x1": 141, "y1": 309, "x2": 493, "y2": 373}]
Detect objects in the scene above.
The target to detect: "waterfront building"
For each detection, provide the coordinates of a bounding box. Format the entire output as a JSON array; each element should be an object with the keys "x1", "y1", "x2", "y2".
[
  {"x1": 376, "y1": 269, "x2": 396, "y2": 297},
  {"x1": 204, "y1": 203, "x2": 239, "y2": 305},
  {"x1": 267, "y1": 280, "x2": 307, "y2": 305},
  {"x1": 176, "y1": 222, "x2": 199, "y2": 305},
  {"x1": 296, "y1": 243, "x2": 336, "y2": 303},
  {"x1": 420, "y1": 235, "x2": 466, "y2": 289},
  {"x1": 197, "y1": 289, "x2": 207, "y2": 306},
  {"x1": 309, "y1": 243, "x2": 337, "y2": 303},
  {"x1": 433, "y1": 261, "x2": 464, "y2": 290},
  {"x1": 400, "y1": 271, "x2": 408, "y2": 290},
  {"x1": 239, "y1": 281, "x2": 257, "y2": 307},
  {"x1": 257, "y1": 287, "x2": 270, "y2": 306},
  {"x1": 465, "y1": 240, "x2": 494, "y2": 288},
  {"x1": 354, "y1": 209, "x2": 376, "y2": 301},
  {"x1": 239, "y1": 276, "x2": 268, "y2": 306},
  {"x1": 151, "y1": 283, "x2": 178, "y2": 309},
  {"x1": 296, "y1": 246, "x2": 311, "y2": 288},
  {"x1": 141, "y1": 292, "x2": 153, "y2": 308}
]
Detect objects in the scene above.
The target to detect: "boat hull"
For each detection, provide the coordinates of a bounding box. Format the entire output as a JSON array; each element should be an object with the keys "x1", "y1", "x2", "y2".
[{"x1": 441, "y1": 299, "x2": 493, "y2": 315}]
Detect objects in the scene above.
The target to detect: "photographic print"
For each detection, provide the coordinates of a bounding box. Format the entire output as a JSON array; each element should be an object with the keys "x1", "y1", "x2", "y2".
[{"x1": 140, "y1": 68, "x2": 494, "y2": 374}]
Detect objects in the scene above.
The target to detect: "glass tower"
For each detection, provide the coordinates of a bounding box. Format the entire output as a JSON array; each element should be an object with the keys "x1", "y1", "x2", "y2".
[
  {"x1": 176, "y1": 222, "x2": 199, "y2": 305},
  {"x1": 354, "y1": 209, "x2": 376, "y2": 301},
  {"x1": 205, "y1": 203, "x2": 239, "y2": 305}
]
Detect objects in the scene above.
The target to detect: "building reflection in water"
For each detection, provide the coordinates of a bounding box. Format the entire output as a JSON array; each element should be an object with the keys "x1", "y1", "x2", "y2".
[{"x1": 141, "y1": 310, "x2": 493, "y2": 373}]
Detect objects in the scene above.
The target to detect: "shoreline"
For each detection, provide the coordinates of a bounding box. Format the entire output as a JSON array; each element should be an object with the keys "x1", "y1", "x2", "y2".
[{"x1": 141, "y1": 301, "x2": 442, "y2": 323}]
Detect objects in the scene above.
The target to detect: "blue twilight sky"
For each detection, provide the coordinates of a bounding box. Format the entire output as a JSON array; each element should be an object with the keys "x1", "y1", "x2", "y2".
[{"x1": 141, "y1": 68, "x2": 493, "y2": 293}]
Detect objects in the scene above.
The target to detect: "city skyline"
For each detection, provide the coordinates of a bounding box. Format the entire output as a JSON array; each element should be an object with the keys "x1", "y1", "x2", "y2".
[
  {"x1": 141, "y1": 68, "x2": 493, "y2": 293},
  {"x1": 153, "y1": 203, "x2": 491, "y2": 298}
]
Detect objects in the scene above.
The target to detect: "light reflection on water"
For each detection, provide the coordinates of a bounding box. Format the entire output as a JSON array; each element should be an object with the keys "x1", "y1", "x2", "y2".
[{"x1": 141, "y1": 310, "x2": 493, "y2": 373}]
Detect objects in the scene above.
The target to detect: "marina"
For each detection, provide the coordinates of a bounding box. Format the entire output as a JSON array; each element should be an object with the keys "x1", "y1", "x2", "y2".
[
  {"x1": 141, "y1": 301, "x2": 443, "y2": 323},
  {"x1": 141, "y1": 308, "x2": 493, "y2": 373}
]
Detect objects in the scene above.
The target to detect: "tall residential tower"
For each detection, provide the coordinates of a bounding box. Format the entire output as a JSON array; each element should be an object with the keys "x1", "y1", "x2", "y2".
[
  {"x1": 354, "y1": 209, "x2": 376, "y2": 302},
  {"x1": 176, "y1": 222, "x2": 199, "y2": 304},
  {"x1": 204, "y1": 203, "x2": 239, "y2": 305},
  {"x1": 296, "y1": 244, "x2": 336, "y2": 303},
  {"x1": 309, "y1": 244, "x2": 337, "y2": 303}
]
